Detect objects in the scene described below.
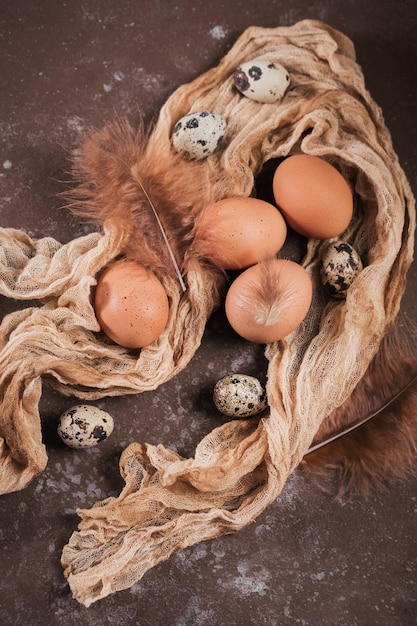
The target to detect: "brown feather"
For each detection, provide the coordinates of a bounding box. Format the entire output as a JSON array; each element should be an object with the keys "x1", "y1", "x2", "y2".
[
  {"x1": 65, "y1": 117, "x2": 223, "y2": 282},
  {"x1": 251, "y1": 258, "x2": 302, "y2": 327},
  {"x1": 301, "y1": 316, "x2": 417, "y2": 496}
]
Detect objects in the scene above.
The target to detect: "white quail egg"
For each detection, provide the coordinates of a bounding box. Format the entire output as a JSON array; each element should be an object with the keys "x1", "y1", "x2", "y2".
[
  {"x1": 213, "y1": 374, "x2": 268, "y2": 418},
  {"x1": 57, "y1": 404, "x2": 114, "y2": 449},
  {"x1": 233, "y1": 59, "x2": 290, "y2": 103},
  {"x1": 320, "y1": 241, "x2": 363, "y2": 298},
  {"x1": 171, "y1": 110, "x2": 226, "y2": 160}
]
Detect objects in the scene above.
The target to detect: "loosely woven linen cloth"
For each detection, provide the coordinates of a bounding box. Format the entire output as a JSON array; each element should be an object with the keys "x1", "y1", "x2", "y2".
[{"x1": 0, "y1": 20, "x2": 414, "y2": 605}]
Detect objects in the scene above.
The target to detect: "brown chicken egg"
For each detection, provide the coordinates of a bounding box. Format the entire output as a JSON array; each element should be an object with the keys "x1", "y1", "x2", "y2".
[
  {"x1": 225, "y1": 259, "x2": 312, "y2": 343},
  {"x1": 94, "y1": 259, "x2": 169, "y2": 349},
  {"x1": 194, "y1": 196, "x2": 287, "y2": 270},
  {"x1": 272, "y1": 154, "x2": 353, "y2": 239}
]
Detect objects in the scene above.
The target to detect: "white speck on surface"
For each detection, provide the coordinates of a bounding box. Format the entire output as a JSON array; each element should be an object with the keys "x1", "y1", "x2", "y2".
[
  {"x1": 103, "y1": 83, "x2": 112, "y2": 92},
  {"x1": 113, "y1": 70, "x2": 125, "y2": 81},
  {"x1": 227, "y1": 562, "x2": 271, "y2": 597},
  {"x1": 3, "y1": 160, "x2": 12, "y2": 169},
  {"x1": 233, "y1": 573, "x2": 268, "y2": 596},
  {"x1": 311, "y1": 571, "x2": 325, "y2": 581},
  {"x1": 67, "y1": 116, "x2": 85, "y2": 132},
  {"x1": 209, "y1": 25, "x2": 227, "y2": 40}
]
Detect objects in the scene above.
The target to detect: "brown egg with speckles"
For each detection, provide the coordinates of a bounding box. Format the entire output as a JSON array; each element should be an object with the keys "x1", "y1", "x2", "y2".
[
  {"x1": 94, "y1": 260, "x2": 169, "y2": 349},
  {"x1": 193, "y1": 196, "x2": 287, "y2": 270}
]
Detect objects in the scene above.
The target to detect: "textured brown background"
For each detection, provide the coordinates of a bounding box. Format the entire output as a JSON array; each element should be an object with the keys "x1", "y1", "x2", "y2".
[{"x1": 1, "y1": 1, "x2": 416, "y2": 625}]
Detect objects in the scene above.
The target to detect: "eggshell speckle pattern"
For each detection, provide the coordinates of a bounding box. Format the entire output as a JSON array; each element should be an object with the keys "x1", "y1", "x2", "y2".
[
  {"x1": 233, "y1": 59, "x2": 290, "y2": 103},
  {"x1": 172, "y1": 110, "x2": 226, "y2": 159},
  {"x1": 320, "y1": 241, "x2": 363, "y2": 298},
  {"x1": 195, "y1": 196, "x2": 287, "y2": 270},
  {"x1": 94, "y1": 260, "x2": 169, "y2": 349},
  {"x1": 213, "y1": 374, "x2": 268, "y2": 418},
  {"x1": 57, "y1": 405, "x2": 114, "y2": 449}
]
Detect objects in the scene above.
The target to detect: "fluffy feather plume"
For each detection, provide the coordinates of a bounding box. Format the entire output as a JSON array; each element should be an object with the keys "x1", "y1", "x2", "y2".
[
  {"x1": 250, "y1": 259, "x2": 298, "y2": 327},
  {"x1": 65, "y1": 117, "x2": 222, "y2": 284},
  {"x1": 302, "y1": 317, "x2": 417, "y2": 496}
]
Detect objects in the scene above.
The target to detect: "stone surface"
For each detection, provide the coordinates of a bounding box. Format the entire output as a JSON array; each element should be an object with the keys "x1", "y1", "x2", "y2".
[{"x1": 1, "y1": 2, "x2": 416, "y2": 625}]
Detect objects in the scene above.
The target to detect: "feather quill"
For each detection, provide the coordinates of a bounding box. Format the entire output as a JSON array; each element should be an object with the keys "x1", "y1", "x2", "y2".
[
  {"x1": 305, "y1": 372, "x2": 417, "y2": 454},
  {"x1": 131, "y1": 172, "x2": 186, "y2": 291},
  {"x1": 250, "y1": 259, "x2": 299, "y2": 327},
  {"x1": 301, "y1": 317, "x2": 417, "y2": 496}
]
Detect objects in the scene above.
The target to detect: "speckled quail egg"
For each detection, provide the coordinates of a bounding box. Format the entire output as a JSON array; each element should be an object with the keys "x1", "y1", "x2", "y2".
[
  {"x1": 57, "y1": 404, "x2": 114, "y2": 449},
  {"x1": 233, "y1": 59, "x2": 290, "y2": 103},
  {"x1": 320, "y1": 241, "x2": 363, "y2": 298},
  {"x1": 171, "y1": 110, "x2": 227, "y2": 160},
  {"x1": 213, "y1": 374, "x2": 268, "y2": 418}
]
